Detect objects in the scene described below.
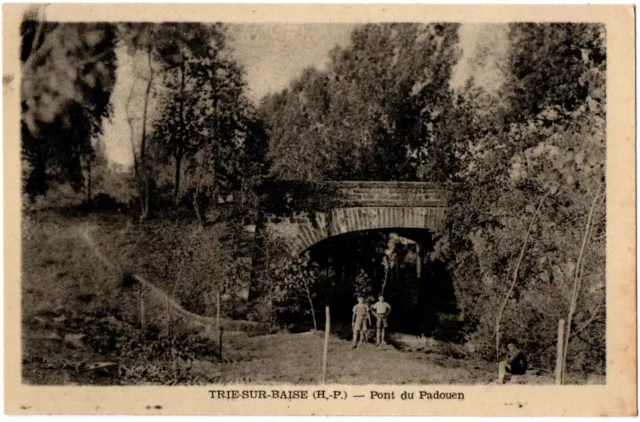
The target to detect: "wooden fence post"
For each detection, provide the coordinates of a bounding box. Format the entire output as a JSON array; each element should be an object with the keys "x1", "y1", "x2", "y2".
[
  {"x1": 217, "y1": 291, "x2": 223, "y2": 362},
  {"x1": 416, "y1": 244, "x2": 421, "y2": 279},
  {"x1": 322, "y1": 306, "x2": 330, "y2": 385},
  {"x1": 139, "y1": 288, "x2": 145, "y2": 331},
  {"x1": 219, "y1": 326, "x2": 224, "y2": 363},
  {"x1": 166, "y1": 294, "x2": 170, "y2": 336},
  {"x1": 216, "y1": 291, "x2": 221, "y2": 332},
  {"x1": 555, "y1": 319, "x2": 565, "y2": 384}
]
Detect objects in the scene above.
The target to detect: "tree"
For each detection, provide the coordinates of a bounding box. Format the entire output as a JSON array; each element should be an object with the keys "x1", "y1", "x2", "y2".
[
  {"x1": 353, "y1": 269, "x2": 373, "y2": 300},
  {"x1": 119, "y1": 23, "x2": 157, "y2": 219},
  {"x1": 260, "y1": 67, "x2": 332, "y2": 181},
  {"x1": 438, "y1": 23, "x2": 606, "y2": 373},
  {"x1": 502, "y1": 23, "x2": 605, "y2": 123},
  {"x1": 278, "y1": 252, "x2": 321, "y2": 331},
  {"x1": 261, "y1": 23, "x2": 461, "y2": 183},
  {"x1": 189, "y1": 58, "x2": 257, "y2": 226},
  {"x1": 151, "y1": 23, "x2": 229, "y2": 205},
  {"x1": 84, "y1": 137, "x2": 110, "y2": 205},
  {"x1": 171, "y1": 223, "x2": 236, "y2": 318},
  {"x1": 21, "y1": 9, "x2": 117, "y2": 200},
  {"x1": 119, "y1": 22, "x2": 253, "y2": 222}
]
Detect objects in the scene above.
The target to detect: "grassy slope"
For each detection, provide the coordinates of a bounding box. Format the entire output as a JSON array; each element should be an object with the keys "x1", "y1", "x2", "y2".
[
  {"x1": 23, "y1": 211, "x2": 203, "y2": 333},
  {"x1": 22, "y1": 209, "x2": 259, "y2": 384}
]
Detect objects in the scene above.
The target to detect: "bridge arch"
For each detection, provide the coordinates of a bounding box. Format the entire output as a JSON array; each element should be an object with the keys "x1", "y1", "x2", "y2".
[
  {"x1": 267, "y1": 206, "x2": 446, "y2": 257},
  {"x1": 259, "y1": 181, "x2": 450, "y2": 257},
  {"x1": 249, "y1": 181, "x2": 456, "y2": 329}
]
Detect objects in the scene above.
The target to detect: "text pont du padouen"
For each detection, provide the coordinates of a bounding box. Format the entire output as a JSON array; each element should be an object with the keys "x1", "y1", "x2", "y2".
[
  {"x1": 208, "y1": 390, "x2": 464, "y2": 401},
  {"x1": 371, "y1": 391, "x2": 464, "y2": 400}
]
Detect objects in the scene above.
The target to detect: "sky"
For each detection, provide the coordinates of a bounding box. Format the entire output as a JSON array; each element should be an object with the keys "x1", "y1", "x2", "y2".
[
  {"x1": 101, "y1": 23, "x2": 507, "y2": 168},
  {"x1": 228, "y1": 24, "x2": 357, "y2": 103}
]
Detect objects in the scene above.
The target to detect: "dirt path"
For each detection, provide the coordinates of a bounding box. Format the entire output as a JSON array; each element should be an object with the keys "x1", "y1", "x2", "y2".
[
  {"x1": 79, "y1": 224, "x2": 216, "y2": 327},
  {"x1": 193, "y1": 330, "x2": 497, "y2": 384}
]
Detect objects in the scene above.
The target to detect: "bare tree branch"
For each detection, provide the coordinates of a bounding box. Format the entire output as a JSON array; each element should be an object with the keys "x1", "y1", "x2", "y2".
[
  {"x1": 495, "y1": 190, "x2": 549, "y2": 361},
  {"x1": 562, "y1": 178, "x2": 604, "y2": 383},
  {"x1": 571, "y1": 303, "x2": 604, "y2": 339}
]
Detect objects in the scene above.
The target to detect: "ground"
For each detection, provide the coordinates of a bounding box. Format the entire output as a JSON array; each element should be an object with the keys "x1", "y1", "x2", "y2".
[
  {"x1": 209, "y1": 331, "x2": 497, "y2": 385},
  {"x1": 21, "y1": 209, "x2": 601, "y2": 386},
  {"x1": 23, "y1": 321, "x2": 497, "y2": 385}
]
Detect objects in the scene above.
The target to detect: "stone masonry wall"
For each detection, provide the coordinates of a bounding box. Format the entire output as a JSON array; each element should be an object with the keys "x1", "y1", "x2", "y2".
[{"x1": 261, "y1": 181, "x2": 450, "y2": 256}]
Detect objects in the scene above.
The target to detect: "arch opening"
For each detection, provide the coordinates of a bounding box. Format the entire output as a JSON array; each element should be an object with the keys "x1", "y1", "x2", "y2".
[{"x1": 277, "y1": 228, "x2": 460, "y2": 341}]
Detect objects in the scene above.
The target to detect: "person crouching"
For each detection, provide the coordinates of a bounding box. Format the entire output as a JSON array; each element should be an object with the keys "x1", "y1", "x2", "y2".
[{"x1": 498, "y1": 342, "x2": 528, "y2": 383}]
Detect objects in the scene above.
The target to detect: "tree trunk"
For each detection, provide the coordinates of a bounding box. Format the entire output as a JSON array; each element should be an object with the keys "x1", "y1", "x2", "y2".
[
  {"x1": 381, "y1": 262, "x2": 388, "y2": 295},
  {"x1": 305, "y1": 283, "x2": 317, "y2": 331},
  {"x1": 125, "y1": 84, "x2": 146, "y2": 217},
  {"x1": 193, "y1": 148, "x2": 208, "y2": 227},
  {"x1": 495, "y1": 192, "x2": 548, "y2": 361},
  {"x1": 140, "y1": 40, "x2": 153, "y2": 165},
  {"x1": 139, "y1": 38, "x2": 154, "y2": 221},
  {"x1": 166, "y1": 293, "x2": 170, "y2": 336},
  {"x1": 174, "y1": 153, "x2": 183, "y2": 205},
  {"x1": 174, "y1": 53, "x2": 186, "y2": 206},
  {"x1": 193, "y1": 95, "x2": 219, "y2": 227},
  {"x1": 143, "y1": 178, "x2": 150, "y2": 219},
  {"x1": 240, "y1": 177, "x2": 245, "y2": 206},
  {"x1": 86, "y1": 158, "x2": 92, "y2": 205},
  {"x1": 561, "y1": 180, "x2": 604, "y2": 383},
  {"x1": 140, "y1": 287, "x2": 145, "y2": 331},
  {"x1": 219, "y1": 326, "x2": 223, "y2": 362}
]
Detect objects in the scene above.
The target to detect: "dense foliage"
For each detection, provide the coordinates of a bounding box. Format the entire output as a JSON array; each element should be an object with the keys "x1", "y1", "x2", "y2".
[
  {"x1": 260, "y1": 23, "x2": 460, "y2": 182},
  {"x1": 438, "y1": 23, "x2": 606, "y2": 374},
  {"x1": 21, "y1": 17, "x2": 117, "y2": 199}
]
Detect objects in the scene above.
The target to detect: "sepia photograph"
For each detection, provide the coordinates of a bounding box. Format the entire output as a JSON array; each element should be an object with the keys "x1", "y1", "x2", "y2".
[{"x1": 3, "y1": 3, "x2": 635, "y2": 416}]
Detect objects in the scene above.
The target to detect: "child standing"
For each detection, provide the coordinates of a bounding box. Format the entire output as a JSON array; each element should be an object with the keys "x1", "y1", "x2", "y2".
[
  {"x1": 371, "y1": 295, "x2": 392, "y2": 346},
  {"x1": 352, "y1": 296, "x2": 371, "y2": 348}
]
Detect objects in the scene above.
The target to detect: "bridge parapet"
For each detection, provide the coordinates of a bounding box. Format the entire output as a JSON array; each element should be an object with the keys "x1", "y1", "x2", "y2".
[
  {"x1": 324, "y1": 181, "x2": 450, "y2": 208},
  {"x1": 257, "y1": 180, "x2": 450, "y2": 212}
]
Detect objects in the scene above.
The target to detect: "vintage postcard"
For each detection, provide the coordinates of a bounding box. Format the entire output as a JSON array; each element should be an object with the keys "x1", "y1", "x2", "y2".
[{"x1": 3, "y1": 3, "x2": 636, "y2": 416}]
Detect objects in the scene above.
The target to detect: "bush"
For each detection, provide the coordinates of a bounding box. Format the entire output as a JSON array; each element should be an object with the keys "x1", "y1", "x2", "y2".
[
  {"x1": 91, "y1": 193, "x2": 127, "y2": 211},
  {"x1": 222, "y1": 295, "x2": 249, "y2": 320}
]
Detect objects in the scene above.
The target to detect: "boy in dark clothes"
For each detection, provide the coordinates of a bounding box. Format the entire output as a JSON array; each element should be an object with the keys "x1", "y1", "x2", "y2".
[{"x1": 498, "y1": 342, "x2": 527, "y2": 383}]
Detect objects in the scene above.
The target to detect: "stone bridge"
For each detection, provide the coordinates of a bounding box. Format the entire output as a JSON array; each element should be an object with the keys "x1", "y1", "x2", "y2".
[{"x1": 257, "y1": 181, "x2": 451, "y2": 257}]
